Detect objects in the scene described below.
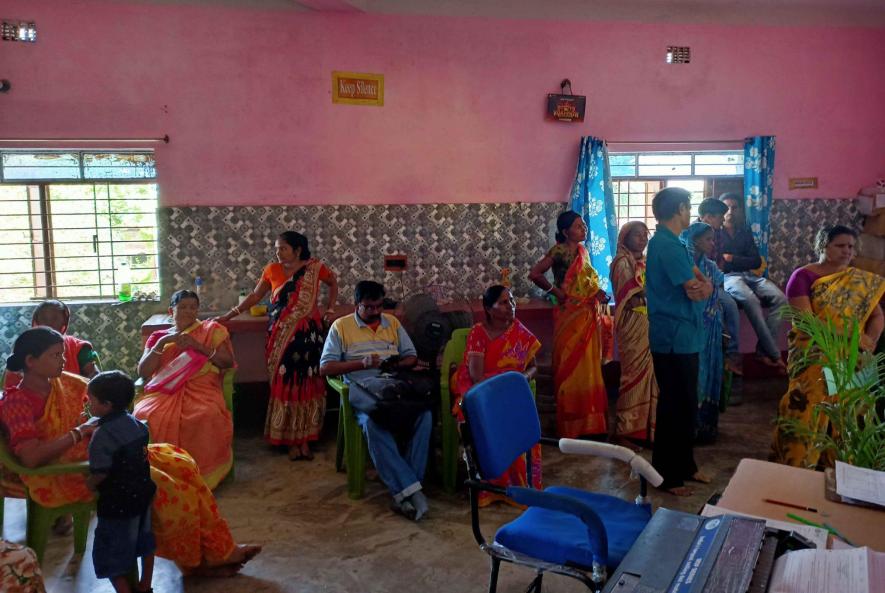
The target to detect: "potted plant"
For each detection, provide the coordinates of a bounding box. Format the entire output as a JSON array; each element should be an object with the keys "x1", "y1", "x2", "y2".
[{"x1": 778, "y1": 308, "x2": 885, "y2": 471}]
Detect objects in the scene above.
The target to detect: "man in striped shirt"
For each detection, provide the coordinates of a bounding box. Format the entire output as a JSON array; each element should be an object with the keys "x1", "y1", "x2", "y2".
[{"x1": 320, "y1": 280, "x2": 431, "y2": 520}]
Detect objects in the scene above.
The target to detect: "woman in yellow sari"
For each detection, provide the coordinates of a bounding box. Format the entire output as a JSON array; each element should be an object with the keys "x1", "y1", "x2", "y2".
[
  {"x1": 530, "y1": 211, "x2": 609, "y2": 438},
  {"x1": 0, "y1": 328, "x2": 260, "y2": 577},
  {"x1": 772, "y1": 225, "x2": 885, "y2": 467},
  {"x1": 136, "y1": 289, "x2": 234, "y2": 489},
  {"x1": 610, "y1": 221, "x2": 657, "y2": 445}
]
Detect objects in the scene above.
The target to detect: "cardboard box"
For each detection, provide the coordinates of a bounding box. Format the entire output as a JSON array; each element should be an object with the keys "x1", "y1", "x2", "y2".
[
  {"x1": 857, "y1": 233, "x2": 885, "y2": 260},
  {"x1": 852, "y1": 256, "x2": 885, "y2": 277}
]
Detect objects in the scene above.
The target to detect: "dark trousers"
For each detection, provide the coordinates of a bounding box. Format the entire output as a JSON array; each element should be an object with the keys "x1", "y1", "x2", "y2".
[{"x1": 651, "y1": 351, "x2": 699, "y2": 489}]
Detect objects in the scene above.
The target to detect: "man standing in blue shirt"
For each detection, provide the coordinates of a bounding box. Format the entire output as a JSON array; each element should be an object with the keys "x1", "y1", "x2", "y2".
[{"x1": 646, "y1": 188, "x2": 713, "y2": 496}]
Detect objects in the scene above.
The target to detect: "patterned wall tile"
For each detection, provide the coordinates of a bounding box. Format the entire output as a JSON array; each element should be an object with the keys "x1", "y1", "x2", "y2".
[
  {"x1": 0, "y1": 198, "x2": 856, "y2": 379},
  {"x1": 0, "y1": 301, "x2": 164, "y2": 377},
  {"x1": 767, "y1": 198, "x2": 860, "y2": 286},
  {"x1": 158, "y1": 203, "x2": 564, "y2": 311}
]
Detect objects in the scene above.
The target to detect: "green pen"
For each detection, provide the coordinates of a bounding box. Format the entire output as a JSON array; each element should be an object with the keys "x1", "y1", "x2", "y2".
[{"x1": 786, "y1": 513, "x2": 855, "y2": 546}]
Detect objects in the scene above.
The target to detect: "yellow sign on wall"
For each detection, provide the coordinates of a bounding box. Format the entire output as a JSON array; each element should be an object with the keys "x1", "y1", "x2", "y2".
[{"x1": 332, "y1": 71, "x2": 384, "y2": 106}]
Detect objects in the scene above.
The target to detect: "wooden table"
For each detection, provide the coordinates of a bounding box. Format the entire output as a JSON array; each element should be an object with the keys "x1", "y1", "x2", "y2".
[
  {"x1": 141, "y1": 298, "x2": 556, "y2": 384},
  {"x1": 716, "y1": 458, "x2": 885, "y2": 550}
]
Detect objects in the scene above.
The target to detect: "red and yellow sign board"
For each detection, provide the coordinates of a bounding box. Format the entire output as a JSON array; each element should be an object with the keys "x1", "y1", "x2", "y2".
[{"x1": 332, "y1": 71, "x2": 384, "y2": 106}]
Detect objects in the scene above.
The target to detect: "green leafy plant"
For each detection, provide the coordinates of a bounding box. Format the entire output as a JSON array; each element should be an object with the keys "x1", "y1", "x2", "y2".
[{"x1": 779, "y1": 307, "x2": 885, "y2": 470}]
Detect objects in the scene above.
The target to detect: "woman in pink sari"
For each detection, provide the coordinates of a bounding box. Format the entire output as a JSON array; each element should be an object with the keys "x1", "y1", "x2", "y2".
[
  {"x1": 136, "y1": 290, "x2": 234, "y2": 489},
  {"x1": 451, "y1": 285, "x2": 542, "y2": 506}
]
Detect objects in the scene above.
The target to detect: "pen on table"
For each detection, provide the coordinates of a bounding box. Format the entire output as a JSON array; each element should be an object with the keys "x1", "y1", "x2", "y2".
[
  {"x1": 786, "y1": 513, "x2": 855, "y2": 546},
  {"x1": 763, "y1": 498, "x2": 818, "y2": 513}
]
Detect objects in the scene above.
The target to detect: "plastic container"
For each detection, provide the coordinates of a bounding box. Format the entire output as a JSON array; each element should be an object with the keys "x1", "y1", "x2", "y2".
[{"x1": 117, "y1": 261, "x2": 132, "y2": 302}]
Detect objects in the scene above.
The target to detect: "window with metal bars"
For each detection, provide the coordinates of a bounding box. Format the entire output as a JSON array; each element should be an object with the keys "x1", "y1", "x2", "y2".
[
  {"x1": 610, "y1": 151, "x2": 744, "y2": 231},
  {"x1": 0, "y1": 151, "x2": 159, "y2": 303}
]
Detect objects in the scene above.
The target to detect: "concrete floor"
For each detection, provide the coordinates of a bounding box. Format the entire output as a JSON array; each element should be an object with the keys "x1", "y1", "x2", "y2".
[{"x1": 4, "y1": 374, "x2": 786, "y2": 593}]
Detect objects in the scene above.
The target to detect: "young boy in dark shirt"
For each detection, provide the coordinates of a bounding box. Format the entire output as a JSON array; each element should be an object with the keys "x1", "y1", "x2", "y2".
[{"x1": 86, "y1": 371, "x2": 157, "y2": 593}]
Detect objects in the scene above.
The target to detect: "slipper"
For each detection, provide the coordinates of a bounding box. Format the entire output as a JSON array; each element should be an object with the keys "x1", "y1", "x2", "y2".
[
  {"x1": 287, "y1": 448, "x2": 305, "y2": 461},
  {"x1": 665, "y1": 485, "x2": 694, "y2": 497}
]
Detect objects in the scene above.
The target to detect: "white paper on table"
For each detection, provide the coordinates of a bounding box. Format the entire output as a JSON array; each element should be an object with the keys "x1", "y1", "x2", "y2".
[
  {"x1": 767, "y1": 547, "x2": 884, "y2": 593},
  {"x1": 700, "y1": 504, "x2": 829, "y2": 549},
  {"x1": 835, "y1": 461, "x2": 885, "y2": 508}
]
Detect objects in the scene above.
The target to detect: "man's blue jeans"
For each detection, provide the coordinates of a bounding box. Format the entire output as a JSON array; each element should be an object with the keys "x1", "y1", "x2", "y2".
[
  {"x1": 724, "y1": 272, "x2": 787, "y2": 360},
  {"x1": 720, "y1": 290, "x2": 740, "y2": 360},
  {"x1": 357, "y1": 410, "x2": 432, "y2": 502}
]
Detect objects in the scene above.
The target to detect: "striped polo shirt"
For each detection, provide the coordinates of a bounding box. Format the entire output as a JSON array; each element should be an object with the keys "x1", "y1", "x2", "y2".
[{"x1": 320, "y1": 313, "x2": 417, "y2": 384}]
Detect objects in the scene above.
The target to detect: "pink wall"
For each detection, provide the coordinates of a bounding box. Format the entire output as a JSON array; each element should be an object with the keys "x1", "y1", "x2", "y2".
[{"x1": 1, "y1": 0, "x2": 883, "y2": 206}]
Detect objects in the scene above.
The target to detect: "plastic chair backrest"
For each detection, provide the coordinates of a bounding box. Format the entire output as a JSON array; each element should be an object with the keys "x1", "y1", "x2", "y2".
[
  {"x1": 440, "y1": 328, "x2": 470, "y2": 388},
  {"x1": 462, "y1": 371, "x2": 541, "y2": 479}
]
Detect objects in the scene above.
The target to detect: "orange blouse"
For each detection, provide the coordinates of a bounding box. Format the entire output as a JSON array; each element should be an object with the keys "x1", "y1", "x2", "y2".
[{"x1": 261, "y1": 261, "x2": 333, "y2": 294}]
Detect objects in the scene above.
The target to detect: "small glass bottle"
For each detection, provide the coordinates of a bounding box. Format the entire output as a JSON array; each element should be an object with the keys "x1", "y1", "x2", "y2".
[
  {"x1": 238, "y1": 288, "x2": 248, "y2": 306},
  {"x1": 195, "y1": 276, "x2": 204, "y2": 300},
  {"x1": 117, "y1": 261, "x2": 132, "y2": 302}
]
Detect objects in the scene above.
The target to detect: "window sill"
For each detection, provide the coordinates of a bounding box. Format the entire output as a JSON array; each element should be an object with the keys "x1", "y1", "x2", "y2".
[{"x1": 0, "y1": 298, "x2": 161, "y2": 308}]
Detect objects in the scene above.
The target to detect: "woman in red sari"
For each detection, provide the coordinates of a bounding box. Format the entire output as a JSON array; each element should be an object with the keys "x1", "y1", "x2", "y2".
[
  {"x1": 4, "y1": 300, "x2": 100, "y2": 388},
  {"x1": 218, "y1": 231, "x2": 337, "y2": 460},
  {"x1": 530, "y1": 211, "x2": 609, "y2": 438},
  {"x1": 0, "y1": 328, "x2": 260, "y2": 577},
  {"x1": 451, "y1": 285, "x2": 542, "y2": 506}
]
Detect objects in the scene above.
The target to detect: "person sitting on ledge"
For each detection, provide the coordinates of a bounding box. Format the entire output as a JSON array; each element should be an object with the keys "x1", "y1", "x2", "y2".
[
  {"x1": 718, "y1": 193, "x2": 787, "y2": 372},
  {"x1": 319, "y1": 280, "x2": 432, "y2": 521}
]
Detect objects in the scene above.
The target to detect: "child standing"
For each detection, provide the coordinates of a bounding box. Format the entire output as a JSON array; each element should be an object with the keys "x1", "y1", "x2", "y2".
[{"x1": 86, "y1": 371, "x2": 156, "y2": 593}]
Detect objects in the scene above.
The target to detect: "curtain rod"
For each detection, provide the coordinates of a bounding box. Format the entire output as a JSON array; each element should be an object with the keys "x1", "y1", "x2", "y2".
[
  {"x1": 607, "y1": 139, "x2": 743, "y2": 144},
  {"x1": 0, "y1": 135, "x2": 170, "y2": 144}
]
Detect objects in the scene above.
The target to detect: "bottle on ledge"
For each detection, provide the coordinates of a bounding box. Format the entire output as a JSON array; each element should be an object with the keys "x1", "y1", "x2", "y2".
[{"x1": 117, "y1": 260, "x2": 132, "y2": 302}]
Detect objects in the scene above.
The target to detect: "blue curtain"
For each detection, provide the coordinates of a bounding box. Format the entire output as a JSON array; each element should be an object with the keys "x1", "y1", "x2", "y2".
[
  {"x1": 744, "y1": 136, "x2": 776, "y2": 276},
  {"x1": 568, "y1": 136, "x2": 618, "y2": 295}
]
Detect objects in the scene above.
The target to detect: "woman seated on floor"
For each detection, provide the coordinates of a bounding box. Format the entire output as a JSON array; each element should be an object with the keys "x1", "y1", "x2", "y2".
[
  {"x1": 451, "y1": 285, "x2": 542, "y2": 506},
  {"x1": 135, "y1": 289, "x2": 234, "y2": 489},
  {"x1": 4, "y1": 300, "x2": 100, "y2": 387},
  {"x1": 772, "y1": 225, "x2": 885, "y2": 468},
  {"x1": 0, "y1": 327, "x2": 260, "y2": 577}
]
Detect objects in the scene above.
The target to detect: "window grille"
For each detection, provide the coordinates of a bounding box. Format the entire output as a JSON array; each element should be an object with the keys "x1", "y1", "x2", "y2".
[
  {"x1": 611, "y1": 151, "x2": 744, "y2": 230},
  {"x1": 0, "y1": 151, "x2": 159, "y2": 303}
]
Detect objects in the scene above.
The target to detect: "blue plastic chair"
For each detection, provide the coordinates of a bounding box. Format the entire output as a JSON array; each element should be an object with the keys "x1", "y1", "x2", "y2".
[{"x1": 460, "y1": 371, "x2": 662, "y2": 592}]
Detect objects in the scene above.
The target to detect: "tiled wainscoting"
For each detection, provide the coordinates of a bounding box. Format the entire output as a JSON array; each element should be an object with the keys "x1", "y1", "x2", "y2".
[{"x1": 0, "y1": 198, "x2": 860, "y2": 376}]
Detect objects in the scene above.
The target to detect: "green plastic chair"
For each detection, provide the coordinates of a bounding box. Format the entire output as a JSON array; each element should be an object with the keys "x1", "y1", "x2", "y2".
[
  {"x1": 0, "y1": 437, "x2": 94, "y2": 563},
  {"x1": 328, "y1": 377, "x2": 368, "y2": 500},
  {"x1": 439, "y1": 328, "x2": 471, "y2": 494}
]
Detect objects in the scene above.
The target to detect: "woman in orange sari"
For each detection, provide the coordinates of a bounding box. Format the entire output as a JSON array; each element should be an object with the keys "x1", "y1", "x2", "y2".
[
  {"x1": 451, "y1": 285, "x2": 542, "y2": 505},
  {"x1": 530, "y1": 211, "x2": 610, "y2": 438},
  {"x1": 218, "y1": 231, "x2": 337, "y2": 460},
  {"x1": 0, "y1": 328, "x2": 260, "y2": 577},
  {"x1": 136, "y1": 290, "x2": 234, "y2": 489},
  {"x1": 610, "y1": 221, "x2": 657, "y2": 445}
]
